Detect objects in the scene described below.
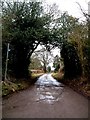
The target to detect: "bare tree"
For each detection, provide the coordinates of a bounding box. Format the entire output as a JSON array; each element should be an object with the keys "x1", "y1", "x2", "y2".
[
  {"x1": 76, "y1": 2, "x2": 90, "y2": 22},
  {"x1": 33, "y1": 46, "x2": 53, "y2": 72}
]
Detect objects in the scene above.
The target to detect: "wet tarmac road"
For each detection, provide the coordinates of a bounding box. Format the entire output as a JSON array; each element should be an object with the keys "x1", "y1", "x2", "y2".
[{"x1": 2, "y1": 74, "x2": 88, "y2": 118}]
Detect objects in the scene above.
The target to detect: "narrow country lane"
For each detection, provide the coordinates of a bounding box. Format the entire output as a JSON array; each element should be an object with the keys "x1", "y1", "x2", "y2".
[{"x1": 2, "y1": 74, "x2": 88, "y2": 118}]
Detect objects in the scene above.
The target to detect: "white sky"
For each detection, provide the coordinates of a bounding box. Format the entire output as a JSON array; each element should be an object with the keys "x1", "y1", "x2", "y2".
[{"x1": 44, "y1": 0, "x2": 90, "y2": 21}]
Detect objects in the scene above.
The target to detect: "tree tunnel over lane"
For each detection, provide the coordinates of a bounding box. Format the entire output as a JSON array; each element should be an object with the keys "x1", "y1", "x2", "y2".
[
  {"x1": 2, "y1": 1, "x2": 84, "y2": 79},
  {"x1": 2, "y1": 1, "x2": 89, "y2": 119}
]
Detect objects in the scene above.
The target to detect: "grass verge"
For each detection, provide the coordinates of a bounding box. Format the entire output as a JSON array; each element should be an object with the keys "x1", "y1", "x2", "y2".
[
  {"x1": 2, "y1": 73, "x2": 43, "y2": 98},
  {"x1": 52, "y1": 72, "x2": 90, "y2": 99}
]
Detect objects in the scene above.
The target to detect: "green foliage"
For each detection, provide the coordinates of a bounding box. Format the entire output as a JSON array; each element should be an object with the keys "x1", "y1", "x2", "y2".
[
  {"x1": 68, "y1": 21, "x2": 90, "y2": 79},
  {"x1": 53, "y1": 55, "x2": 60, "y2": 72},
  {"x1": 2, "y1": 1, "x2": 89, "y2": 80},
  {"x1": 86, "y1": 21, "x2": 90, "y2": 79},
  {"x1": 2, "y1": 81, "x2": 18, "y2": 96},
  {"x1": 52, "y1": 12, "x2": 89, "y2": 80},
  {"x1": 2, "y1": 80, "x2": 29, "y2": 97},
  {"x1": 2, "y1": 1, "x2": 53, "y2": 78},
  {"x1": 2, "y1": 74, "x2": 42, "y2": 97},
  {"x1": 47, "y1": 66, "x2": 51, "y2": 73},
  {"x1": 61, "y1": 42, "x2": 82, "y2": 79},
  {"x1": 51, "y1": 12, "x2": 79, "y2": 47}
]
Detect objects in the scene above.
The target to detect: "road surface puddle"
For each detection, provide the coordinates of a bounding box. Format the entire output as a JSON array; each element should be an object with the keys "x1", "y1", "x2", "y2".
[{"x1": 35, "y1": 74, "x2": 64, "y2": 104}]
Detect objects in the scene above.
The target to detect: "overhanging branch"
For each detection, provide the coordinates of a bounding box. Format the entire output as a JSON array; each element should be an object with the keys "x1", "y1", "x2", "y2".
[
  {"x1": 76, "y1": 2, "x2": 90, "y2": 21},
  {"x1": 27, "y1": 41, "x2": 40, "y2": 59}
]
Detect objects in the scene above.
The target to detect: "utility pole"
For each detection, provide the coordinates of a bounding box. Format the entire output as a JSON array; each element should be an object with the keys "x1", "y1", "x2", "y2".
[{"x1": 4, "y1": 43, "x2": 10, "y2": 80}]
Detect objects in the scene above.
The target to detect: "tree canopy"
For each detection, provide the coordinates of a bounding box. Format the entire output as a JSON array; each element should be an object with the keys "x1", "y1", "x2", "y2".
[
  {"x1": 2, "y1": 1, "x2": 89, "y2": 80},
  {"x1": 2, "y1": 1, "x2": 54, "y2": 78}
]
